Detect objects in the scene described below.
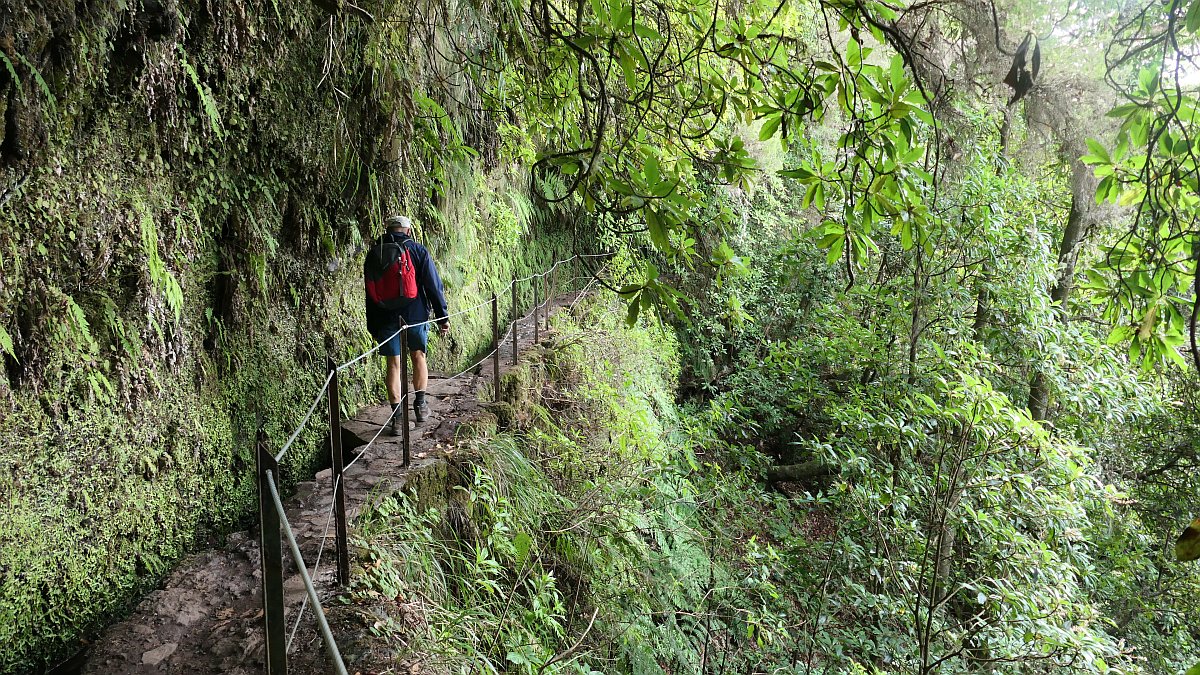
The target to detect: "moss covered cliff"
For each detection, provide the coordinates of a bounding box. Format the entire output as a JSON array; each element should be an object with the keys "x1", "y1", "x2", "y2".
[{"x1": 0, "y1": 0, "x2": 588, "y2": 669}]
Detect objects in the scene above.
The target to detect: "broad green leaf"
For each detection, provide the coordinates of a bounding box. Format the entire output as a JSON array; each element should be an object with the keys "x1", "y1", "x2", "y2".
[
  {"x1": 620, "y1": 49, "x2": 637, "y2": 89},
  {"x1": 633, "y1": 21, "x2": 662, "y2": 40},
  {"x1": 646, "y1": 210, "x2": 670, "y2": 250},
  {"x1": 626, "y1": 293, "x2": 641, "y2": 325},
  {"x1": 1085, "y1": 138, "x2": 1111, "y2": 164},
  {"x1": 1107, "y1": 103, "x2": 1144, "y2": 118},
  {"x1": 643, "y1": 154, "x2": 661, "y2": 187},
  {"x1": 778, "y1": 166, "x2": 815, "y2": 181},
  {"x1": 1186, "y1": 0, "x2": 1200, "y2": 33},
  {"x1": 802, "y1": 182, "x2": 819, "y2": 209},
  {"x1": 1176, "y1": 518, "x2": 1200, "y2": 561},
  {"x1": 759, "y1": 114, "x2": 783, "y2": 141}
]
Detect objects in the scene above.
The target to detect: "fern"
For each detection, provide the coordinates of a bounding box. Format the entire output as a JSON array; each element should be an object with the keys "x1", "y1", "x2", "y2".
[
  {"x1": 0, "y1": 50, "x2": 21, "y2": 90},
  {"x1": 12, "y1": 51, "x2": 56, "y2": 116},
  {"x1": 138, "y1": 206, "x2": 184, "y2": 321},
  {"x1": 0, "y1": 48, "x2": 59, "y2": 122},
  {"x1": 507, "y1": 188, "x2": 536, "y2": 231},
  {"x1": 64, "y1": 295, "x2": 98, "y2": 354},
  {"x1": 178, "y1": 49, "x2": 224, "y2": 139}
]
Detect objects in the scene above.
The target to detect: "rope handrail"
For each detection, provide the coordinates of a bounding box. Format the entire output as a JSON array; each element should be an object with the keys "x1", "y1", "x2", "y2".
[
  {"x1": 280, "y1": 255, "x2": 606, "y2": 462},
  {"x1": 275, "y1": 370, "x2": 336, "y2": 462},
  {"x1": 265, "y1": 469, "x2": 350, "y2": 675},
  {"x1": 287, "y1": 473, "x2": 340, "y2": 652},
  {"x1": 341, "y1": 331, "x2": 511, "y2": 475}
]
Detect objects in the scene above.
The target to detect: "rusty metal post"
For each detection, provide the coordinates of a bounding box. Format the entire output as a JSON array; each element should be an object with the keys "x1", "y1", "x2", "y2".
[
  {"x1": 492, "y1": 294, "x2": 500, "y2": 402},
  {"x1": 400, "y1": 329, "x2": 411, "y2": 467},
  {"x1": 256, "y1": 432, "x2": 287, "y2": 675},
  {"x1": 326, "y1": 357, "x2": 350, "y2": 586},
  {"x1": 511, "y1": 276, "x2": 519, "y2": 366}
]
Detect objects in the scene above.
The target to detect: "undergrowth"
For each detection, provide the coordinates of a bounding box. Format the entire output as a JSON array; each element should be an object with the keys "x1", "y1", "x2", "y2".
[{"x1": 340, "y1": 297, "x2": 797, "y2": 674}]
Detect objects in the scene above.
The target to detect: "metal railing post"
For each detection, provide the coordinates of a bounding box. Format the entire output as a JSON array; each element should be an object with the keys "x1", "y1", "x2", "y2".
[
  {"x1": 492, "y1": 294, "x2": 500, "y2": 402},
  {"x1": 400, "y1": 329, "x2": 411, "y2": 467},
  {"x1": 511, "y1": 275, "x2": 519, "y2": 366},
  {"x1": 256, "y1": 432, "x2": 287, "y2": 675},
  {"x1": 533, "y1": 275, "x2": 540, "y2": 346},
  {"x1": 326, "y1": 357, "x2": 350, "y2": 586},
  {"x1": 543, "y1": 272, "x2": 551, "y2": 333},
  {"x1": 550, "y1": 262, "x2": 558, "y2": 326}
]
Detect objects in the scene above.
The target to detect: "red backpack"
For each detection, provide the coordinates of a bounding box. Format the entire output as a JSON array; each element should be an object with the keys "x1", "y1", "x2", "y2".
[{"x1": 364, "y1": 237, "x2": 419, "y2": 311}]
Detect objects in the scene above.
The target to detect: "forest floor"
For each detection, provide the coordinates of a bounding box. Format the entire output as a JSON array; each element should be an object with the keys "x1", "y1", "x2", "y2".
[{"x1": 76, "y1": 292, "x2": 584, "y2": 675}]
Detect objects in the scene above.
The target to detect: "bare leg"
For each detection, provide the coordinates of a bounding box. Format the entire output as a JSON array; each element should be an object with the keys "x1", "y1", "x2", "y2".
[
  {"x1": 385, "y1": 355, "x2": 403, "y2": 404},
  {"x1": 410, "y1": 349, "x2": 428, "y2": 393}
]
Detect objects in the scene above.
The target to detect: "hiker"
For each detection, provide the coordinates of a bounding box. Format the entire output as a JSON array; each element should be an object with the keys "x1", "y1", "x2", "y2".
[{"x1": 364, "y1": 215, "x2": 450, "y2": 433}]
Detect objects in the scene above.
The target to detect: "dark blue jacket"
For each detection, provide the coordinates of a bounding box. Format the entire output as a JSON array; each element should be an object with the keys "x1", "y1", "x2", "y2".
[{"x1": 365, "y1": 231, "x2": 449, "y2": 329}]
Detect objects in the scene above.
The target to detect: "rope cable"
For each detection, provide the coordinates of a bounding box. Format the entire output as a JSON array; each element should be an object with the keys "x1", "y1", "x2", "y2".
[
  {"x1": 335, "y1": 252, "x2": 609, "y2": 372},
  {"x1": 264, "y1": 470, "x2": 350, "y2": 675},
  {"x1": 286, "y1": 474, "x2": 339, "y2": 653},
  {"x1": 275, "y1": 370, "x2": 336, "y2": 462}
]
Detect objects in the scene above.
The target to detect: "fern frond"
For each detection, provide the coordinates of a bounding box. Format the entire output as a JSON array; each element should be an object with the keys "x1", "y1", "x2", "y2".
[
  {"x1": 178, "y1": 49, "x2": 224, "y2": 139},
  {"x1": 12, "y1": 51, "x2": 56, "y2": 116}
]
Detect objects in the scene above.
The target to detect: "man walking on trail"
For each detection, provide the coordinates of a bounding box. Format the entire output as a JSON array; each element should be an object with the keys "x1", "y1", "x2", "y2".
[{"x1": 365, "y1": 215, "x2": 450, "y2": 434}]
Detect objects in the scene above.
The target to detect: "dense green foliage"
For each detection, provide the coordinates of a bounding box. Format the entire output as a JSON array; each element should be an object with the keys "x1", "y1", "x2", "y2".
[{"x1": 3, "y1": 0, "x2": 1200, "y2": 669}]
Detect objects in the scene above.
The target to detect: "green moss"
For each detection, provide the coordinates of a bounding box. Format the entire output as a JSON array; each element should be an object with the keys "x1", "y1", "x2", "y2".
[
  {"x1": 0, "y1": 0, "x2": 596, "y2": 669},
  {"x1": 455, "y1": 411, "x2": 499, "y2": 442}
]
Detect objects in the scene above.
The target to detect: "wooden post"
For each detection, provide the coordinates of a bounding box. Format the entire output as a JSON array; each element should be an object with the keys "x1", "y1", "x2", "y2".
[
  {"x1": 326, "y1": 357, "x2": 350, "y2": 586},
  {"x1": 400, "y1": 330, "x2": 411, "y2": 467},
  {"x1": 492, "y1": 294, "x2": 501, "y2": 402},
  {"x1": 511, "y1": 276, "x2": 519, "y2": 366},
  {"x1": 256, "y1": 433, "x2": 287, "y2": 675},
  {"x1": 533, "y1": 275, "x2": 540, "y2": 346}
]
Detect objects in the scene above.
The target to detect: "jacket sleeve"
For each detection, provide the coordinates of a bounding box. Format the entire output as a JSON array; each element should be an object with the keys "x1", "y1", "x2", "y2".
[{"x1": 417, "y1": 245, "x2": 449, "y2": 321}]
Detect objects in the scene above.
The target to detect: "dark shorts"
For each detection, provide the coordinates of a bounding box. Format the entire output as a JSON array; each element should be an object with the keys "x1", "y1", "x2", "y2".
[{"x1": 369, "y1": 322, "x2": 429, "y2": 357}]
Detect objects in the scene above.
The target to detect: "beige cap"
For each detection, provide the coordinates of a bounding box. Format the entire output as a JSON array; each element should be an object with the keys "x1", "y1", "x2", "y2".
[{"x1": 385, "y1": 215, "x2": 412, "y2": 231}]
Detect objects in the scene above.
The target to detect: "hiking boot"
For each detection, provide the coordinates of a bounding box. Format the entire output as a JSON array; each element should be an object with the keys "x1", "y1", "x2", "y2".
[
  {"x1": 389, "y1": 408, "x2": 403, "y2": 436},
  {"x1": 414, "y1": 399, "x2": 430, "y2": 423}
]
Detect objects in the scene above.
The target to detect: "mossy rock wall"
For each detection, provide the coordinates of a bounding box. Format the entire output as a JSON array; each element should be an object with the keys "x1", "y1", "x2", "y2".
[{"x1": 0, "y1": 0, "x2": 591, "y2": 669}]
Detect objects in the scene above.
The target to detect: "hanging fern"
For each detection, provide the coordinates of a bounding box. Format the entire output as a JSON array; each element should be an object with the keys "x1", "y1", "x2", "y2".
[
  {"x1": 0, "y1": 50, "x2": 21, "y2": 90},
  {"x1": 178, "y1": 48, "x2": 224, "y2": 139},
  {"x1": 11, "y1": 51, "x2": 57, "y2": 117}
]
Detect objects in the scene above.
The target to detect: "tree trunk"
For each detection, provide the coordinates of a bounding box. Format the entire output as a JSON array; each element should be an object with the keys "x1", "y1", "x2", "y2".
[
  {"x1": 974, "y1": 104, "x2": 1017, "y2": 341},
  {"x1": 1028, "y1": 163, "x2": 1092, "y2": 420}
]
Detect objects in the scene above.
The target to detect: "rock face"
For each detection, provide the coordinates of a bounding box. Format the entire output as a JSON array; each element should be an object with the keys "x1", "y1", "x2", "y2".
[{"x1": 0, "y1": 0, "x2": 581, "y2": 667}]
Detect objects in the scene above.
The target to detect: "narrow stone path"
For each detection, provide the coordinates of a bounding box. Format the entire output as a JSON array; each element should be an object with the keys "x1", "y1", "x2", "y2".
[{"x1": 79, "y1": 291, "x2": 584, "y2": 675}]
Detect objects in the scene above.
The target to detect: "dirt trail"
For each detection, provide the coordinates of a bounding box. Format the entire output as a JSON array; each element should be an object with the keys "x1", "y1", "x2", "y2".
[{"x1": 78, "y1": 292, "x2": 583, "y2": 675}]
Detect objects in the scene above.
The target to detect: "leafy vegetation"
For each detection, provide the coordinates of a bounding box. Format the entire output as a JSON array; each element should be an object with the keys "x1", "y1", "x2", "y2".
[{"x1": 4, "y1": 0, "x2": 1200, "y2": 669}]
